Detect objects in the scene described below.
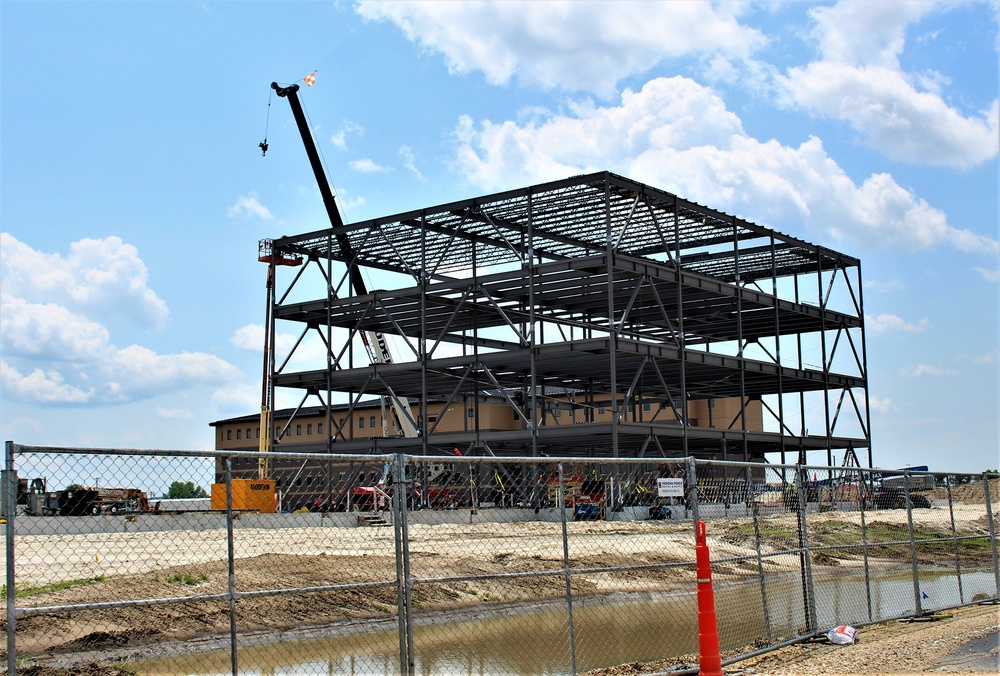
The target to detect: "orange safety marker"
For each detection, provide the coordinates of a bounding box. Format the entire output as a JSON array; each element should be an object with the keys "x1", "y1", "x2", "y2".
[{"x1": 696, "y1": 520, "x2": 724, "y2": 676}]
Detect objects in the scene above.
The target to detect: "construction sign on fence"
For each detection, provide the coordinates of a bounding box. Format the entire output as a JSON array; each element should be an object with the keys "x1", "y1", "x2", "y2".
[{"x1": 657, "y1": 477, "x2": 684, "y2": 497}]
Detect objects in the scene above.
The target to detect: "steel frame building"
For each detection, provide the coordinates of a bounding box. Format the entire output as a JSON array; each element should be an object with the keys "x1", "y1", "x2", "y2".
[{"x1": 264, "y1": 171, "x2": 870, "y2": 466}]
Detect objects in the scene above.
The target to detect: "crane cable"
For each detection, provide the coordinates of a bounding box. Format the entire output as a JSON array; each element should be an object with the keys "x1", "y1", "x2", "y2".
[{"x1": 259, "y1": 86, "x2": 272, "y2": 156}]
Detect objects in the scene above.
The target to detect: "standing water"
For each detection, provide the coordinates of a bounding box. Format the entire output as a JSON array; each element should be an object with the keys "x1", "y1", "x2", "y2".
[{"x1": 134, "y1": 570, "x2": 996, "y2": 675}]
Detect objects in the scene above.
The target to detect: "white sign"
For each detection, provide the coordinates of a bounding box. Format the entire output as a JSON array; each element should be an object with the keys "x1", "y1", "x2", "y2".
[{"x1": 657, "y1": 478, "x2": 685, "y2": 498}]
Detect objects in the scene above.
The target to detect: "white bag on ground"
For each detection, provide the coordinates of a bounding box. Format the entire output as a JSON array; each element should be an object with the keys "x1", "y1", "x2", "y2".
[{"x1": 827, "y1": 625, "x2": 858, "y2": 644}]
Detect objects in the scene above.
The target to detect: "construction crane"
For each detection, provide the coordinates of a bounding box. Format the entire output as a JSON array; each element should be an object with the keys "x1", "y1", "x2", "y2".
[{"x1": 270, "y1": 81, "x2": 417, "y2": 440}]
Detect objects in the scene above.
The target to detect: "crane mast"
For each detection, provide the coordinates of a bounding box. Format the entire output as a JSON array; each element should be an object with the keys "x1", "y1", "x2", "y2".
[
  {"x1": 257, "y1": 239, "x2": 302, "y2": 478},
  {"x1": 270, "y1": 81, "x2": 417, "y2": 440}
]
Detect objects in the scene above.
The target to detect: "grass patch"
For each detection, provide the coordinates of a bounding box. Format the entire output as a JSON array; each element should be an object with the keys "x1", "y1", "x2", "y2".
[
  {"x1": 1, "y1": 575, "x2": 106, "y2": 598},
  {"x1": 165, "y1": 573, "x2": 209, "y2": 585},
  {"x1": 735, "y1": 524, "x2": 794, "y2": 540}
]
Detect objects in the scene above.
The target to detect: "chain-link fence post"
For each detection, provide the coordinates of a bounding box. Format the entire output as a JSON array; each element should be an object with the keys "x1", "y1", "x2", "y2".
[
  {"x1": 558, "y1": 463, "x2": 577, "y2": 674},
  {"x1": 982, "y1": 473, "x2": 1000, "y2": 599},
  {"x1": 903, "y1": 471, "x2": 923, "y2": 617},
  {"x1": 394, "y1": 452, "x2": 415, "y2": 675},
  {"x1": 859, "y1": 470, "x2": 873, "y2": 621},
  {"x1": 944, "y1": 475, "x2": 964, "y2": 605},
  {"x1": 686, "y1": 457, "x2": 700, "y2": 528},
  {"x1": 745, "y1": 464, "x2": 772, "y2": 644},
  {"x1": 223, "y1": 456, "x2": 238, "y2": 676},
  {"x1": 794, "y1": 466, "x2": 816, "y2": 633},
  {"x1": 4, "y1": 440, "x2": 16, "y2": 675}
]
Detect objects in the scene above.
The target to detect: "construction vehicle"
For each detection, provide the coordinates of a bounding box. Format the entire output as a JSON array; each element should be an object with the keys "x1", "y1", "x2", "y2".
[
  {"x1": 24, "y1": 478, "x2": 59, "y2": 516},
  {"x1": 25, "y1": 481, "x2": 157, "y2": 516},
  {"x1": 873, "y1": 467, "x2": 933, "y2": 509},
  {"x1": 210, "y1": 478, "x2": 277, "y2": 513}
]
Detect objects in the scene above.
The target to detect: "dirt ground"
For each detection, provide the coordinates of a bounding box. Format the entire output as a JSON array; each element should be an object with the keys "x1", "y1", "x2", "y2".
[
  {"x1": 582, "y1": 602, "x2": 1000, "y2": 675},
  {"x1": 1, "y1": 488, "x2": 996, "y2": 674}
]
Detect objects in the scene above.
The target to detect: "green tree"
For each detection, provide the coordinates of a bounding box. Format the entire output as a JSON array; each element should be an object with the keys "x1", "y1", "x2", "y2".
[{"x1": 167, "y1": 481, "x2": 208, "y2": 499}]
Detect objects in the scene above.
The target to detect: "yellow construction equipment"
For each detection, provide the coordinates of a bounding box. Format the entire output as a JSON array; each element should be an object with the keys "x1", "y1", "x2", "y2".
[{"x1": 211, "y1": 478, "x2": 276, "y2": 513}]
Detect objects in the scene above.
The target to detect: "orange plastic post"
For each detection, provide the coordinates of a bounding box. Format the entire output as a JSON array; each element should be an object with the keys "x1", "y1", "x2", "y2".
[{"x1": 696, "y1": 520, "x2": 724, "y2": 676}]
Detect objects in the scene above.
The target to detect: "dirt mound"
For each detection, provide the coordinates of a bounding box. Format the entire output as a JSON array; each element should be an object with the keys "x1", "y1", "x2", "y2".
[{"x1": 928, "y1": 477, "x2": 1000, "y2": 504}]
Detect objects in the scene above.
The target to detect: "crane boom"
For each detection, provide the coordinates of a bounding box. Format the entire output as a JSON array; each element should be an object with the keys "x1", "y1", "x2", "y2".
[{"x1": 271, "y1": 82, "x2": 417, "y2": 439}]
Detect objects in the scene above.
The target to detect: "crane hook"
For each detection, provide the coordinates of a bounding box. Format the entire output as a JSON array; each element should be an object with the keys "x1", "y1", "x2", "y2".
[{"x1": 259, "y1": 139, "x2": 269, "y2": 157}]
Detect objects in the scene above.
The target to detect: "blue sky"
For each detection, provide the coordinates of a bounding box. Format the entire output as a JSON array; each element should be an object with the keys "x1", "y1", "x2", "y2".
[{"x1": 1, "y1": 1, "x2": 997, "y2": 474}]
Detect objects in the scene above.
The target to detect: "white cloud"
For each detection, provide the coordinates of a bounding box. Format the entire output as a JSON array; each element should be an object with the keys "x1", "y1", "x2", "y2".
[
  {"x1": 356, "y1": 0, "x2": 765, "y2": 97},
  {"x1": 330, "y1": 120, "x2": 364, "y2": 150},
  {"x1": 779, "y1": 63, "x2": 999, "y2": 168},
  {"x1": 227, "y1": 192, "x2": 273, "y2": 220},
  {"x1": 973, "y1": 267, "x2": 1000, "y2": 282},
  {"x1": 103, "y1": 345, "x2": 240, "y2": 402},
  {"x1": 0, "y1": 233, "x2": 169, "y2": 330},
  {"x1": 231, "y1": 324, "x2": 264, "y2": 351},
  {"x1": 230, "y1": 323, "x2": 323, "y2": 366},
  {"x1": 866, "y1": 279, "x2": 906, "y2": 293},
  {"x1": 0, "y1": 294, "x2": 111, "y2": 361},
  {"x1": 232, "y1": 323, "x2": 297, "y2": 356},
  {"x1": 0, "y1": 324, "x2": 240, "y2": 405},
  {"x1": 900, "y1": 364, "x2": 957, "y2": 377},
  {"x1": 807, "y1": 0, "x2": 937, "y2": 67},
  {"x1": 868, "y1": 395, "x2": 901, "y2": 414},
  {"x1": 157, "y1": 407, "x2": 195, "y2": 420},
  {"x1": 211, "y1": 384, "x2": 259, "y2": 414},
  {"x1": 865, "y1": 313, "x2": 931, "y2": 334},
  {"x1": 0, "y1": 236, "x2": 241, "y2": 406},
  {"x1": 452, "y1": 77, "x2": 998, "y2": 255},
  {"x1": 0, "y1": 360, "x2": 94, "y2": 404},
  {"x1": 778, "y1": 1, "x2": 999, "y2": 168},
  {"x1": 3, "y1": 417, "x2": 45, "y2": 436},
  {"x1": 338, "y1": 192, "x2": 367, "y2": 213},
  {"x1": 399, "y1": 146, "x2": 424, "y2": 180},
  {"x1": 349, "y1": 158, "x2": 392, "y2": 173},
  {"x1": 972, "y1": 349, "x2": 997, "y2": 364}
]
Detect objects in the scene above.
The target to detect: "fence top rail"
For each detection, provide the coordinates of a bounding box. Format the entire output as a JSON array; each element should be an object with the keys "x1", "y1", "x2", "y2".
[
  {"x1": 7, "y1": 443, "x2": 398, "y2": 464},
  {"x1": 6, "y1": 442, "x2": 996, "y2": 480},
  {"x1": 694, "y1": 456, "x2": 996, "y2": 480}
]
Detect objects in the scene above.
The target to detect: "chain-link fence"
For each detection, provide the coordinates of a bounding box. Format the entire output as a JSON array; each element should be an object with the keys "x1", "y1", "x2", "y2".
[{"x1": 3, "y1": 442, "x2": 998, "y2": 674}]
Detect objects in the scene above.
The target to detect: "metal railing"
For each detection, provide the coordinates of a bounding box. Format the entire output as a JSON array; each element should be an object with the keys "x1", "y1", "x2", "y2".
[{"x1": 3, "y1": 441, "x2": 997, "y2": 675}]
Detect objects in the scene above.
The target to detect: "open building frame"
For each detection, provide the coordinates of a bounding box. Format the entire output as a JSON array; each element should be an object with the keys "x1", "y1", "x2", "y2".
[{"x1": 261, "y1": 171, "x2": 870, "y2": 469}]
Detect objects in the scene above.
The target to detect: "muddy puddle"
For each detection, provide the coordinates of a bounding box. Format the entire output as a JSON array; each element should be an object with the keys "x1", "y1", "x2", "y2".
[{"x1": 131, "y1": 570, "x2": 997, "y2": 675}]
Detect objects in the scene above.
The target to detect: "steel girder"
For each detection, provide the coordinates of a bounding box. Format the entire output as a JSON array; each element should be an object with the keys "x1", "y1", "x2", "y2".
[{"x1": 265, "y1": 172, "x2": 870, "y2": 464}]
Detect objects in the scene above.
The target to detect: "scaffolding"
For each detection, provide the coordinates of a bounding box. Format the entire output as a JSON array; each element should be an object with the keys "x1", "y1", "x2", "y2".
[{"x1": 263, "y1": 171, "x2": 870, "y2": 467}]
